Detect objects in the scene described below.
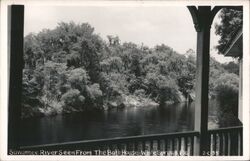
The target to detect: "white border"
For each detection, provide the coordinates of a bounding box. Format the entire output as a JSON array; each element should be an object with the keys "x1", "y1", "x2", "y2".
[{"x1": 0, "y1": 0, "x2": 249, "y2": 161}]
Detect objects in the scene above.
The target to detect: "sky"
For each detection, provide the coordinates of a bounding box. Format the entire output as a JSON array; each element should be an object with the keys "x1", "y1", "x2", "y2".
[{"x1": 24, "y1": 5, "x2": 234, "y2": 63}]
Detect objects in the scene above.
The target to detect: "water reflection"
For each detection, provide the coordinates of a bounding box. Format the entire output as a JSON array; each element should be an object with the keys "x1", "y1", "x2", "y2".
[{"x1": 20, "y1": 100, "x2": 240, "y2": 146}]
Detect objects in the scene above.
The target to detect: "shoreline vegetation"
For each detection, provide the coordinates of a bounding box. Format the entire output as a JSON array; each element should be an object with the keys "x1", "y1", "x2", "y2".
[{"x1": 21, "y1": 22, "x2": 239, "y2": 119}]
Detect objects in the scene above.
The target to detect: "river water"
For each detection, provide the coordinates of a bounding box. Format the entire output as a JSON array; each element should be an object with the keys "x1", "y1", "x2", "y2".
[{"x1": 20, "y1": 100, "x2": 240, "y2": 146}]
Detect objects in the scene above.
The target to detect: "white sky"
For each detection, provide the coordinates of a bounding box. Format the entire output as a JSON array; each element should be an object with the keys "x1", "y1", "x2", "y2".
[{"x1": 24, "y1": 5, "x2": 234, "y2": 63}]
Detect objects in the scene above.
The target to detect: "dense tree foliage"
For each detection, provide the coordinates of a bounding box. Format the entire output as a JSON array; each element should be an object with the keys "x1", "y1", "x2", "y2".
[
  {"x1": 21, "y1": 22, "x2": 239, "y2": 118},
  {"x1": 222, "y1": 61, "x2": 239, "y2": 75},
  {"x1": 215, "y1": 8, "x2": 243, "y2": 53}
]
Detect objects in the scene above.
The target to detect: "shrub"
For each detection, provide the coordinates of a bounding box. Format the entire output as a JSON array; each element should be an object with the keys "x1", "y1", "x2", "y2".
[
  {"x1": 214, "y1": 73, "x2": 239, "y2": 115},
  {"x1": 61, "y1": 89, "x2": 85, "y2": 112}
]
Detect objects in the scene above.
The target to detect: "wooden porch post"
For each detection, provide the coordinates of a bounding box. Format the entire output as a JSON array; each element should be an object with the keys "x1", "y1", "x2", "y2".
[
  {"x1": 193, "y1": 6, "x2": 211, "y2": 155},
  {"x1": 187, "y1": 6, "x2": 222, "y2": 155},
  {"x1": 8, "y1": 5, "x2": 24, "y2": 151}
]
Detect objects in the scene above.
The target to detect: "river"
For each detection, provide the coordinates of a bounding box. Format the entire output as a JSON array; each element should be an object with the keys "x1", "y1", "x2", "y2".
[{"x1": 20, "y1": 100, "x2": 240, "y2": 146}]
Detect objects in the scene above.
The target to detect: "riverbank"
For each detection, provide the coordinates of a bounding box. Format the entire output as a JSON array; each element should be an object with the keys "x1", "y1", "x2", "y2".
[{"x1": 21, "y1": 94, "x2": 160, "y2": 119}]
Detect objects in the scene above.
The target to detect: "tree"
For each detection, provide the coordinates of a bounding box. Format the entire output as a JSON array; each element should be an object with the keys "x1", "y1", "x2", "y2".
[
  {"x1": 215, "y1": 8, "x2": 243, "y2": 53},
  {"x1": 107, "y1": 35, "x2": 120, "y2": 46},
  {"x1": 61, "y1": 89, "x2": 85, "y2": 112},
  {"x1": 22, "y1": 21, "x2": 240, "y2": 118},
  {"x1": 214, "y1": 73, "x2": 239, "y2": 116},
  {"x1": 145, "y1": 73, "x2": 180, "y2": 104},
  {"x1": 21, "y1": 69, "x2": 44, "y2": 118},
  {"x1": 222, "y1": 61, "x2": 239, "y2": 75},
  {"x1": 68, "y1": 68, "x2": 89, "y2": 92},
  {"x1": 177, "y1": 74, "x2": 194, "y2": 100}
]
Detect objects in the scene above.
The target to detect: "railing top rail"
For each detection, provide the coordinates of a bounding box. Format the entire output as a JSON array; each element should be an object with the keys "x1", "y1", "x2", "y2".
[
  {"x1": 20, "y1": 130, "x2": 199, "y2": 150},
  {"x1": 20, "y1": 126, "x2": 242, "y2": 150},
  {"x1": 208, "y1": 126, "x2": 243, "y2": 133}
]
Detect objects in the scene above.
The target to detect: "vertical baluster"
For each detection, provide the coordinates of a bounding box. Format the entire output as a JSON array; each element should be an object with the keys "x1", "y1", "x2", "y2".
[
  {"x1": 175, "y1": 138, "x2": 179, "y2": 155},
  {"x1": 139, "y1": 141, "x2": 143, "y2": 152},
  {"x1": 121, "y1": 143, "x2": 126, "y2": 153},
  {"x1": 224, "y1": 132, "x2": 228, "y2": 155},
  {"x1": 157, "y1": 140, "x2": 161, "y2": 152},
  {"x1": 95, "y1": 146, "x2": 101, "y2": 155},
  {"x1": 187, "y1": 137, "x2": 191, "y2": 156},
  {"x1": 227, "y1": 132, "x2": 231, "y2": 156},
  {"x1": 210, "y1": 134, "x2": 213, "y2": 156},
  {"x1": 161, "y1": 139, "x2": 164, "y2": 152},
  {"x1": 164, "y1": 139, "x2": 167, "y2": 155},
  {"x1": 190, "y1": 136, "x2": 194, "y2": 156},
  {"x1": 240, "y1": 129, "x2": 243, "y2": 156},
  {"x1": 222, "y1": 133, "x2": 226, "y2": 156},
  {"x1": 109, "y1": 143, "x2": 113, "y2": 152},
  {"x1": 180, "y1": 137, "x2": 184, "y2": 156},
  {"x1": 134, "y1": 141, "x2": 138, "y2": 152},
  {"x1": 207, "y1": 133, "x2": 211, "y2": 156},
  {"x1": 150, "y1": 140, "x2": 154, "y2": 155},
  {"x1": 184, "y1": 136, "x2": 188, "y2": 156},
  {"x1": 162, "y1": 139, "x2": 166, "y2": 155},
  {"x1": 132, "y1": 142, "x2": 136, "y2": 153},
  {"x1": 237, "y1": 130, "x2": 241, "y2": 156},
  {"x1": 232, "y1": 130, "x2": 237, "y2": 155},
  {"x1": 114, "y1": 144, "x2": 118, "y2": 152},
  {"x1": 125, "y1": 143, "x2": 129, "y2": 152},
  {"x1": 165, "y1": 139, "x2": 169, "y2": 156},
  {"x1": 112, "y1": 143, "x2": 116, "y2": 152},
  {"x1": 142, "y1": 141, "x2": 146, "y2": 152},
  {"x1": 219, "y1": 133, "x2": 223, "y2": 156},
  {"x1": 172, "y1": 138, "x2": 175, "y2": 155},
  {"x1": 116, "y1": 143, "x2": 120, "y2": 153},
  {"x1": 127, "y1": 142, "x2": 132, "y2": 152},
  {"x1": 119, "y1": 142, "x2": 124, "y2": 153},
  {"x1": 163, "y1": 139, "x2": 168, "y2": 155},
  {"x1": 158, "y1": 139, "x2": 162, "y2": 153},
  {"x1": 213, "y1": 133, "x2": 217, "y2": 156},
  {"x1": 168, "y1": 139, "x2": 172, "y2": 156},
  {"x1": 107, "y1": 144, "x2": 110, "y2": 153},
  {"x1": 145, "y1": 141, "x2": 150, "y2": 152},
  {"x1": 99, "y1": 144, "x2": 103, "y2": 153},
  {"x1": 178, "y1": 137, "x2": 181, "y2": 155},
  {"x1": 141, "y1": 141, "x2": 145, "y2": 151},
  {"x1": 138, "y1": 141, "x2": 142, "y2": 152},
  {"x1": 146, "y1": 141, "x2": 151, "y2": 156}
]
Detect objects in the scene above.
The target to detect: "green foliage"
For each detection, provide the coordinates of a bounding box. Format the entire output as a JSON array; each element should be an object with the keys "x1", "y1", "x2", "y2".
[
  {"x1": 100, "y1": 56, "x2": 123, "y2": 73},
  {"x1": 68, "y1": 68, "x2": 89, "y2": 91},
  {"x1": 214, "y1": 73, "x2": 238, "y2": 102},
  {"x1": 86, "y1": 84, "x2": 103, "y2": 108},
  {"x1": 61, "y1": 89, "x2": 85, "y2": 112},
  {"x1": 222, "y1": 61, "x2": 239, "y2": 75},
  {"x1": 214, "y1": 73, "x2": 239, "y2": 116},
  {"x1": 21, "y1": 69, "x2": 44, "y2": 118},
  {"x1": 177, "y1": 74, "x2": 194, "y2": 99},
  {"x1": 215, "y1": 8, "x2": 243, "y2": 53},
  {"x1": 158, "y1": 77, "x2": 180, "y2": 104},
  {"x1": 145, "y1": 73, "x2": 180, "y2": 104},
  {"x1": 22, "y1": 21, "x2": 239, "y2": 118}
]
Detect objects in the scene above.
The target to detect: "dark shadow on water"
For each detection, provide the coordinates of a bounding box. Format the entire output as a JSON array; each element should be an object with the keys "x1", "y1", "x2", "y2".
[{"x1": 20, "y1": 100, "x2": 240, "y2": 146}]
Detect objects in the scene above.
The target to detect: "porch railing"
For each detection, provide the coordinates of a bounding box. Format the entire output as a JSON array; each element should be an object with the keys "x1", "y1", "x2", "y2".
[
  {"x1": 207, "y1": 126, "x2": 243, "y2": 156},
  {"x1": 20, "y1": 126, "x2": 242, "y2": 156}
]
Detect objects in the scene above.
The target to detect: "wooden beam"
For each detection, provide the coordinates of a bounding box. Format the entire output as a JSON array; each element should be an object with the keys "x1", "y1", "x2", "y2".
[
  {"x1": 187, "y1": 6, "x2": 200, "y2": 31},
  {"x1": 8, "y1": 5, "x2": 24, "y2": 151},
  {"x1": 187, "y1": 6, "x2": 216, "y2": 155}
]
